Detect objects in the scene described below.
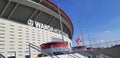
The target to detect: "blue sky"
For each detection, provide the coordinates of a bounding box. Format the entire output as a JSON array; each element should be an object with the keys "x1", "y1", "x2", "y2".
[{"x1": 51, "y1": 0, "x2": 120, "y2": 46}]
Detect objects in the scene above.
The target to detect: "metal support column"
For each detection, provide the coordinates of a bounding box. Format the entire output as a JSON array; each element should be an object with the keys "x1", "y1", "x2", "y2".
[
  {"x1": 29, "y1": 43, "x2": 31, "y2": 58},
  {"x1": 48, "y1": 17, "x2": 55, "y2": 25},
  {"x1": 8, "y1": 3, "x2": 19, "y2": 19},
  {"x1": 29, "y1": 9, "x2": 38, "y2": 19},
  {"x1": 34, "y1": 11, "x2": 42, "y2": 20},
  {"x1": 0, "y1": 1, "x2": 11, "y2": 17},
  {"x1": 45, "y1": 16, "x2": 53, "y2": 24},
  {"x1": 57, "y1": 0, "x2": 64, "y2": 41}
]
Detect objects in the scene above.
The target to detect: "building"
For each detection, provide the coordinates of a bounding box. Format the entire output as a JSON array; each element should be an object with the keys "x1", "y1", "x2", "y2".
[{"x1": 0, "y1": 0, "x2": 74, "y2": 58}]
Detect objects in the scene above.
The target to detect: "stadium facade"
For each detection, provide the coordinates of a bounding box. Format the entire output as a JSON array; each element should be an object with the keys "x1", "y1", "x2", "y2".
[{"x1": 0, "y1": 0, "x2": 74, "y2": 58}]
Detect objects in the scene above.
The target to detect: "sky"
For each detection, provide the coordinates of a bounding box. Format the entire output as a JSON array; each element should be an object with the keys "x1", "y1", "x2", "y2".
[{"x1": 51, "y1": 0, "x2": 120, "y2": 46}]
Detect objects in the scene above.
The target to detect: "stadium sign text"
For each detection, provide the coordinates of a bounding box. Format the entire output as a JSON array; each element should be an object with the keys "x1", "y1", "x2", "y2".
[{"x1": 27, "y1": 19, "x2": 68, "y2": 37}]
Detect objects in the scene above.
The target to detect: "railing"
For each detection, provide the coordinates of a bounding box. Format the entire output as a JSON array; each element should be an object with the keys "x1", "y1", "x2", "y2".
[
  {"x1": 29, "y1": 43, "x2": 84, "y2": 58},
  {"x1": 50, "y1": 47, "x2": 75, "y2": 58},
  {"x1": 52, "y1": 47, "x2": 88, "y2": 58},
  {"x1": 96, "y1": 53, "x2": 112, "y2": 58},
  {"x1": 87, "y1": 40, "x2": 120, "y2": 48},
  {"x1": 0, "y1": 54, "x2": 5, "y2": 58},
  {"x1": 79, "y1": 51, "x2": 92, "y2": 58},
  {"x1": 28, "y1": 43, "x2": 55, "y2": 58}
]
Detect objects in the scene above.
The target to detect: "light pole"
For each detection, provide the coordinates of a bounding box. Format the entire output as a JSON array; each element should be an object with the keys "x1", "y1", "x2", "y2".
[{"x1": 56, "y1": 0, "x2": 64, "y2": 42}]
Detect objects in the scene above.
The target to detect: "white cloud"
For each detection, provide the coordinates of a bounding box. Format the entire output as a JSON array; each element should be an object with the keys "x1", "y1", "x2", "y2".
[
  {"x1": 84, "y1": 40, "x2": 106, "y2": 48},
  {"x1": 104, "y1": 30, "x2": 110, "y2": 33},
  {"x1": 93, "y1": 29, "x2": 120, "y2": 42},
  {"x1": 84, "y1": 41, "x2": 90, "y2": 45},
  {"x1": 96, "y1": 40, "x2": 106, "y2": 43},
  {"x1": 84, "y1": 40, "x2": 106, "y2": 45}
]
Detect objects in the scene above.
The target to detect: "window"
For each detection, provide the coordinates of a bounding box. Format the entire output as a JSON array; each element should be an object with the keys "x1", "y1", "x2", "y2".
[
  {"x1": 26, "y1": 28, "x2": 29, "y2": 29},
  {"x1": 10, "y1": 25, "x2": 14, "y2": 26},
  {"x1": 26, "y1": 36, "x2": 29, "y2": 37},
  {"x1": 10, "y1": 41, "x2": 14, "y2": 43},
  {"x1": 32, "y1": 32, "x2": 35, "y2": 33},
  {"x1": 26, "y1": 48, "x2": 29, "y2": 49},
  {"x1": 10, "y1": 44, "x2": 14, "y2": 46},
  {"x1": 18, "y1": 35, "x2": 22, "y2": 37},
  {"x1": 10, "y1": 37, "x2": 14, "y2": 39},
  {"x1": 18, "y1": 48, "x2": 22, "y2": 49},
  {"x1": 32, "y1": 34, "x2": 35, "y2": 35},
  {"x1": 0, "y1": 30, "x2": 5, "y2": 32},
  {"x1": 26, "y1": 30, "x2": 29, "y2": 32},
  {"x1": 18, "y1": 29, "x2": 22, "y2": 31},
  {"x1": 0, "y1": 23, "x2": 5, "y2": 25},
  {"x1": 0, "y1": 40, "x2": 4, "y2": 42},
  {"x1": 18, "y1": 38, "x2": 22, "y2": 40},
  {"x1": 0, "y1": 48, "x2": 4, "y2": 49},
  {"x1": 26, "y1": 39, "x2": 29, "y2": 40},
  {"x1": 18, "y1": 26, "x2": 22, "y2": 28},
  {"x1": 0, "y1": 33, "x2": 5, "y2": 35},
  {"x1": 18, "y1": 41, "x2": 23, "y2": 43},
  {"x1": 0, "y1": 44, "x2": 5, "y2": 45},
  {"x1": 10, "y1": 28, "x2": 14, "y2": 30},
  {"x1": 0, "y1": 37, "x2": 5, "y2": 38},
  {"x1": 0, "y1": 26, "x2": 5, "y2": 28},
  {"x1": 19, "y1": 54, "x2": 22, "y2": 56},
  {"x1": 33, "y1": 42, "x2": 35, "y2": 43},
  {"x1": 18, "y1": 32, "x2": 22, "y2": 34},
  {"x1": 32, "y1": 37, "x2": 35, "y2": 38},
  {"x1": 10, "y1": 48, "x2": 14, "y2": 49},
  {"x1": 10, "y1": 34, "x2": 14, "y2": 36},
  {"x1": 18, "y1": 44, "x2": 23, "y2": 46},
  {"x1": 10, "y1": 31, "x2": 14, "y2": 33},
  {"x1": 26, "y1": 33, "x2": 29, "y2": 35}
]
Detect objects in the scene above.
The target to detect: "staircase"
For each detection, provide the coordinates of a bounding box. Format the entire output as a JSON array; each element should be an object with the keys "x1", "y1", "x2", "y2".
[
  {"x1": 29, "y1": 43, "x2": 60, "y2": 58},
  {"x1": 0, "y1": 54, "x2": 5, "y2": 58},
  {"x1": 29, "y1": 43, "x2": 89, "y2": 58},
  {"x1": 40, "y1": 47, "x2": 89, "y2": 58}
]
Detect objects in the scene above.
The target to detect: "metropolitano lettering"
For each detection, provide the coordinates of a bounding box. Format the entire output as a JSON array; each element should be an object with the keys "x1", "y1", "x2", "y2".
[{"x1": 27, "y1": 19, "x2": 68, "y2": 37}]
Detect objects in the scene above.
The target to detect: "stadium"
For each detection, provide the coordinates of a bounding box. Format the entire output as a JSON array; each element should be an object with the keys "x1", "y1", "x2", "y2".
[
  {"x1": 0, "y1": 0, "x2": 74, "y2": 58},
  {"x1": 1, "y1": 0, "x2": 120, "y2": 58}
]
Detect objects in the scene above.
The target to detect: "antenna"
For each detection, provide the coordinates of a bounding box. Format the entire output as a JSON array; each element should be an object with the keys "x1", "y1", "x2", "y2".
[{"x1": 56, "y1": 0, "x2": 64, "y2": 41}]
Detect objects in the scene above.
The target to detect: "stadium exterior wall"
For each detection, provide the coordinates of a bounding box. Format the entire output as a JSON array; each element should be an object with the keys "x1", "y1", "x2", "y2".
[
  {"x1": 0, "y1": 18, "x2": 72, "y2": 58},
  {"x1": 0, "y1": 0, "x2": 73, "y2": 58}
]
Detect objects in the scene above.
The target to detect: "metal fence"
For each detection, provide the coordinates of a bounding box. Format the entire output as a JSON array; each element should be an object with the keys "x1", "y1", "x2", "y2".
[{"x1": 86, "y1": 40, "x2": 120, "y2": 48}]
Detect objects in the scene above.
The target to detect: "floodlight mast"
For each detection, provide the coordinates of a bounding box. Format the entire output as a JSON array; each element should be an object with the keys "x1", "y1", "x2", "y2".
[
  {"x1": 56, "y1": 0, "x2": 64, "y2": 42},
  {"x1": 78, "y1": 21, "x2": 85, "y2": 46}
]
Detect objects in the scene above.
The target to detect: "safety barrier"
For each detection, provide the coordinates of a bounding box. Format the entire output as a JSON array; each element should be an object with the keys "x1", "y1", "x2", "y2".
[{"x1": 87, "y1": 40, "x2": 120, "y2": 48}]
